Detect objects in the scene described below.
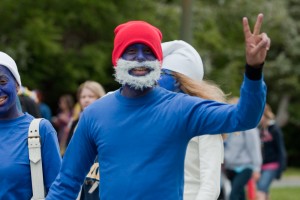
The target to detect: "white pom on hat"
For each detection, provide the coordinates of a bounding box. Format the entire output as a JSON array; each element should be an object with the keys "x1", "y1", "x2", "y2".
[
  {"x1": 162, "y1": 40, "x2": 204, "y2": 81},
  {"x1": 0, "y1": 51, "x2": 21, "y2": 86}
]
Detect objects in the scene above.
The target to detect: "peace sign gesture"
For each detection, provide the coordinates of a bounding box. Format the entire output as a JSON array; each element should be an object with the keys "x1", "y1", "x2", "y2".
[{"x1": 243, "y1": 13, "x2": 271, "y2": 67}]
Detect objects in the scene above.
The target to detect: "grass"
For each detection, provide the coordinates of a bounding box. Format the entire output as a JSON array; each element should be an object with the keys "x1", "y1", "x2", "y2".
[
  {"x1": 270, "y1": 187, "x2": 300, "y2": 200},
  {"x1": 269, "y1": 167, "x2": 300, "y2": 200},
  {"x1": 284, "y1": 167, "x2": 300, "y2": 177}
]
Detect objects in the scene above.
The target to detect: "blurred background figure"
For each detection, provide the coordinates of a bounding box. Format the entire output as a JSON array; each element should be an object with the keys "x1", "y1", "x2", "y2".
[
  {"x1": 66, "y1": 80, "x2": 106, "y2": 149},
  {"x1": 66, "y1": 80, "x2": 106, "y2": 200},
  {"x1": 34, "y1": 89, "x2": 52, "y2": 121},
  {"x1": 256, "y1": 104, "x2": 287, "y2": 200},
  {"x1": 52, "y1": 94, "x2": 74, "y2": 156},
  {"x1": 224, "y1": 97, "x2": 262, "y2": 200},
  {"x1": 18, "y1": 86, "x2": 41, "y2": 118}
]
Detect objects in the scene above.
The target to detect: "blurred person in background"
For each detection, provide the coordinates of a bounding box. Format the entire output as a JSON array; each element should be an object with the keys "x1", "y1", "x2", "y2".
[
  {"x1": 34, "y1": 89, "x2": 52, "y2": 121},
  {"x1": 18, "y1": 86, "x2": 41, "y2": 118},
  {"x1": 66, "y1": 80, "x2": 106, "y2": 200},
  {"x1": 224, "y1": 97, "x2": 262, "y2": 200},
  {"x1": 0, "y1": 51, "x2": 61, "y2": 199},
  {"x1": 256, "y1": 104, "x2": 287, "y2": 200},
  {"x1": 67, "y1": 80, "x2": 106, "y2": 147},
  {"x1": 158, "y1": 40, "x2": 226, "y2": 200},
  {"x1": 52, "y1": 93, "x2": 74, "y2": 156}
]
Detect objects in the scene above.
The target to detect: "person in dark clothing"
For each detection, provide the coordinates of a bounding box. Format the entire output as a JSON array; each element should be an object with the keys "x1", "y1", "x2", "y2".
[
  {"x1": 34, "y1": 89, "x2": 52, "y2": 121},
  {"x1": 17, "y1": 86, "x2": 42, "y2": 118},
  {"x1": 256, "y1": 104, "x2": 287, "y2": 200},
  {"x1": 19, "y1": 94, "x2": 41, "y2": 118}
]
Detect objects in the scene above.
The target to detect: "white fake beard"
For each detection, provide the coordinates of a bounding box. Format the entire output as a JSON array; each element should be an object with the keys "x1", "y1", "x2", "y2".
[{"x1": 114, "y1": 59, "x2": 161, "y2": 90}]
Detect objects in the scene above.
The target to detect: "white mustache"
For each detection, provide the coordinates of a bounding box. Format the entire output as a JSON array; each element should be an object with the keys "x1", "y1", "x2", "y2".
[{"x1": 114, "y1": 59, "x2": 161, "y2": 90}]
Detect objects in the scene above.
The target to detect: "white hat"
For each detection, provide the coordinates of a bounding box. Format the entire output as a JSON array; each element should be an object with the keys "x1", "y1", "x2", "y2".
[
  {"x1": 0, "y1": 51, "x2": 21, "y2": 86},
  {"x1": 162, "y1": 40, "x2": 204, "y2": 81}
]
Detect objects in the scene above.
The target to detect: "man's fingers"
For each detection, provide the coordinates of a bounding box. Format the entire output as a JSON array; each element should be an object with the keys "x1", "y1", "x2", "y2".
[
  {"x1": 252, "y1": 33, "x2": 270, "y2": 53},
  {"x1": 243, "y1": 17, "x2": 252, "y2": 40},
  {"x1": 259, "y1": 33, "x2": 271, "y2": 50},
  {"x1": 265, "y1": 34, "x2": 271, "y2": 50},
  {"x1": 267, "y1": 38, "x2": 271, "y2": 50},
  {"x1": 253, "y1": 13, "x2": 264, "y2": 35}
]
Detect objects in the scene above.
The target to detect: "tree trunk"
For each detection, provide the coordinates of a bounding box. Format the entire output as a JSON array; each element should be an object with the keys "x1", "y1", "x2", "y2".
[{"x1": 276, "y1": 94, "x2": 290, "y2": 127}]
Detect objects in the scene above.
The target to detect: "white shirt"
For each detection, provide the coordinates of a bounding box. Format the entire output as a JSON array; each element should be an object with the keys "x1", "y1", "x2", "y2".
[{"x1": 184, "y1": 134, "x2": 224, "y2": 200}]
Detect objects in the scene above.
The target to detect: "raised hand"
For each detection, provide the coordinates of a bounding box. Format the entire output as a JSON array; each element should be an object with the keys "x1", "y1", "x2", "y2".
[{"x1": 243, "y1": 13, "x2": 271, "y2": 67}]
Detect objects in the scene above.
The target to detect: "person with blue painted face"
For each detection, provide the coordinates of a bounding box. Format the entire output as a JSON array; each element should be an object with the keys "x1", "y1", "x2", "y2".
[
  {"x1": 0, "y1": 51, "x2": 61, "y2": 200},
  {"x1": 158, "y1": 40, "x2": 227, "y2": 200},
  {"x1": 47, "y1": 14, "x2": 270, "y2": 200}
]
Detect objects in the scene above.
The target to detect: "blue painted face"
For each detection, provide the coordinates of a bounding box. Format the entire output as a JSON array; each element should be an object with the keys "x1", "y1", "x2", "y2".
[
  {"x1": 122, "y1": 43, "x2": 156, "y2": 61},
  {"x1": 158, "y1": 69, "x2": 181, "y2": 92},
  {"x1": 0, "y1": 65, "x2": 20, "y2": 119}
]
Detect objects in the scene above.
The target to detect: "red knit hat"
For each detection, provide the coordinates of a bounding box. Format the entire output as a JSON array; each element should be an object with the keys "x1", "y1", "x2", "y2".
[{"x1": 112, "y1": 21, "x2": 163, "y2": 66}]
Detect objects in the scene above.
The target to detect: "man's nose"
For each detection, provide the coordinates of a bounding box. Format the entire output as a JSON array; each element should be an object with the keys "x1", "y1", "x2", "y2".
[{"x1": 136, "y1": 50, "x2": 146, "y2": 62}]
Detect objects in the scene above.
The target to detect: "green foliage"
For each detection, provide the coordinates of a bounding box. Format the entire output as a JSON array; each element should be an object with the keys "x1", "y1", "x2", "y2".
[{"x1": 0, "y1": 0, "x2": 174, "y2": 107}]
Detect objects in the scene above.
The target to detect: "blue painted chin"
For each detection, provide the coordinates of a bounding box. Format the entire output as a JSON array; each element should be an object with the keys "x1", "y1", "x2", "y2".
[{"x1": 158, "y1": 69, "x2": 181, "y2": 93}]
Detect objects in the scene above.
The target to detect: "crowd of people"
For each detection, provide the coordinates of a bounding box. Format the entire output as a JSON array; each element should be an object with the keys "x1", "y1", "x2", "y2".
[{"x1": 0, "y1": 12, "x2": 288, "y2": 200}]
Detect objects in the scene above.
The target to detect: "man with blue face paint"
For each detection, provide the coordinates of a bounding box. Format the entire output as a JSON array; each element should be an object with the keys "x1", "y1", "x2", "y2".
[
  {"x1": 0, "y1": 51, "x2": 61, "y2": 200},
  {"x1": 47, "y1": 14, "x2": 270, "y2": 200}
]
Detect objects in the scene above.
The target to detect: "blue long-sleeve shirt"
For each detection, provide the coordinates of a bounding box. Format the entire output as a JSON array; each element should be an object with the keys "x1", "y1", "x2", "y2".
[
  {"x1": 46, "y1": 75, "x2": 266, "y2": 200},
  {"x1": 0, "y1": 113, "x2": 61, "y2": 200}
]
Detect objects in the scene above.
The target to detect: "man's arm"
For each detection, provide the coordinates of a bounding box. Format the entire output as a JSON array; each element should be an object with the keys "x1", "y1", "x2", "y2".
[
  {"x1": 185, "y1": 13, "x2": 270, "y2": 136},
  {"x1": 46, "y1": 114, "x2": 98, "y2": 199}
]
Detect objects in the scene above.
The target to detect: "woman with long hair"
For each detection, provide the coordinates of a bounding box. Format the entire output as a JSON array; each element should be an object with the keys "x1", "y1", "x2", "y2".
[{"x1": 158, "y1": 40, "x2": 226, "y2": 200}]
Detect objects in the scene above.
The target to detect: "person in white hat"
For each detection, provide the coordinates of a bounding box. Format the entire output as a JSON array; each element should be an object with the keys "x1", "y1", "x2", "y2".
[
  {"x1": 158, "y1": 40, "x2": 226, "y2": 200},
  {"x1": 46, "y1": 13, "x2": 269, "y2": 200},
  {"x1": 0, "y1": 51, "x2": 62, "y2": 199}
]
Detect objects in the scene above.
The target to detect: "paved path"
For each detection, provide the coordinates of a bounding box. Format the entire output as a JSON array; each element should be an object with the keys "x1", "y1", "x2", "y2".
[{"x1": 271, "y1": 176, "x2": 300, "y2": 188}]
